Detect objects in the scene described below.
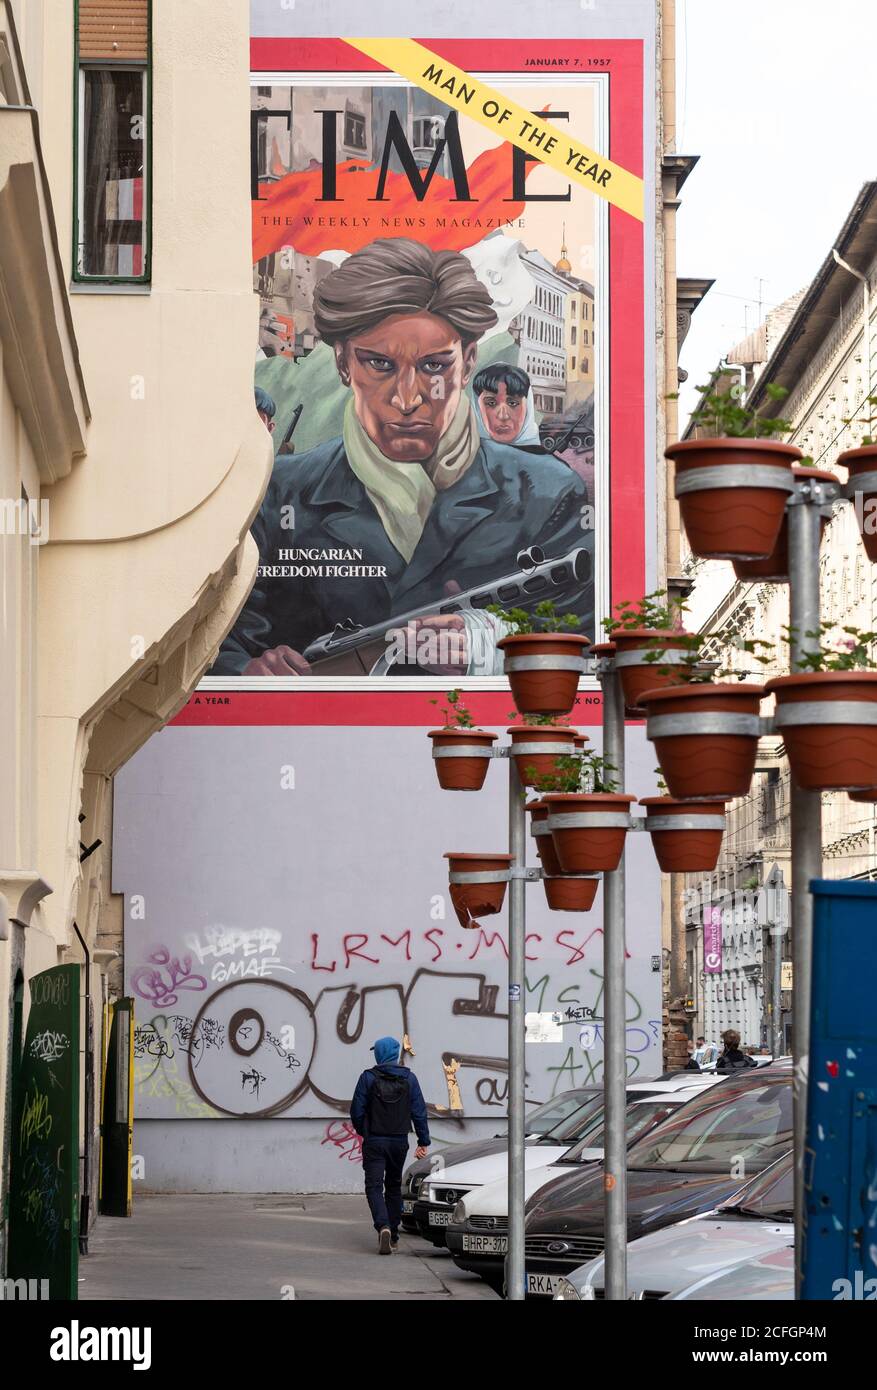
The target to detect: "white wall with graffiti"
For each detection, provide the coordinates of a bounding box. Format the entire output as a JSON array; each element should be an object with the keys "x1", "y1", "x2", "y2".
[{"x1": 113, "y1": 719, "x2": 663, "y2": 1192}]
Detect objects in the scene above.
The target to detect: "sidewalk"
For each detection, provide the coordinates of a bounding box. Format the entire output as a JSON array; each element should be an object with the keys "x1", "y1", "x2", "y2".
[{"x1": 79, "y1": 1194, "x2": 500, "y2": 1301}]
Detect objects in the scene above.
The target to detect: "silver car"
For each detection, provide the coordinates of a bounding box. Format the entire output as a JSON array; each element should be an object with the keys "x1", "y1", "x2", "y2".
[{"x1": 553, "y1": 1150, "x2": 793, "y2": 1301}]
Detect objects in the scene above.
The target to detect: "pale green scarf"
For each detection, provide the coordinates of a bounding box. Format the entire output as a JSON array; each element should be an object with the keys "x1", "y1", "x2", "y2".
[{"x1": 343, "y1": 396, "x2": 481, "y2": 563}]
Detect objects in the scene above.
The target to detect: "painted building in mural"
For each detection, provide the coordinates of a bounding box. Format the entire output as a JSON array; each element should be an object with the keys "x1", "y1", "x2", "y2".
[{"x1": 101, "y1": 0, "x2": 700, "y2": 1196}]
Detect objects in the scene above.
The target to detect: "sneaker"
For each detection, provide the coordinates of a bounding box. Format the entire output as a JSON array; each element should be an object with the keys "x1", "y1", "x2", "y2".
[
  {"x1": 390, "y1": 1234, "x2": 400, "y2": 1251},
  {"x1": 378, "y1": 1227, "x2": 392, "y2": 1255}
]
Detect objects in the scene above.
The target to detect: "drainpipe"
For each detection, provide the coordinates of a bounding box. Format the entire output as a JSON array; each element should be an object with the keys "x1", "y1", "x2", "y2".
[
  {"x1": 719, "y1": 359, "x2": 747, "y2": 399},
  {"x1": 72, "y1": 921, "x2": 93, "y2": 1255},
  {"x1": 832, "y1": 248, "x2": 872, "y2": 409}
]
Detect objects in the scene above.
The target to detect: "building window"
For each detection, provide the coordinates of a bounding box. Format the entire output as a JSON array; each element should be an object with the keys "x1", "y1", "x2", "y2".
[
  {"x1": 413, "y1": 115, "x2": 444, "y2": 149},
  {"x1": 343, "y1": 107, "x2": 367, "y2": 151},
  {"x1": 74, "y1": 0, "x2": 150, "y2": 283},
  {"x1": 582, "y1": 356, "x2": 589, "y2": 373},
  {"x1": 571, "y1": 356, "x2": 576, "y2": 372},
  {"x1": 571, "y1": 326, "x2": 577, "y2": 345}
]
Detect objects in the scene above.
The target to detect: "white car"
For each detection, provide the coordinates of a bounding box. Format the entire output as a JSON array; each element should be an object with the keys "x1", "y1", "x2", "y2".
[
  {"x1": 412, "y1": 1072, "x2": 725, "y2": 1242},
  {"x1": 443, "y1": 1087, "x2": 712, "y2": 1268},
  {"x1": 417, "y1": 1074, "x2": 721, "y2": 1215},
  {"x1": 553, "y1": 1150, "x2": 793, "y2": 1300}
]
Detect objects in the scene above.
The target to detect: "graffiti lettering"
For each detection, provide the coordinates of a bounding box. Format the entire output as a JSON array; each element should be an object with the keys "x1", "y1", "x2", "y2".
[
  {"x1": 28, "y1": 1031, "x2": 70, "y2": 1063},
  {"x1": 29, "y1": 973, "x2": 70, "y2": 1008},
  {"x1": 131, "y1": 947, "x2": 207, "y2": 1008},
  {"x1": 475, "y1": 1077, "x2": 508, "y2": 1106},
  {"x1": 321, "y1": 1120, "x2": 363, "y2": 1163},
  {"x1": 20, "y1": 1087, "x2": 52, "y2": 1152}
]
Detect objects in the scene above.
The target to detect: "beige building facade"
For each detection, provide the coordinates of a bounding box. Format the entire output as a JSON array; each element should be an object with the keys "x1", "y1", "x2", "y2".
[
  {"x1": 0, "y1": 0, "x2": 271, "y2": 1267},
  {"x1": 680, "y1": 183, "x2": 877, "y2": 1047}
]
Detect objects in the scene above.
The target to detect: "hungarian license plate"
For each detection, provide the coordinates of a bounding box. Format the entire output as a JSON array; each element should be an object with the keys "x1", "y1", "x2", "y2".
[
  {"x1": 462, "y1": 1233, "x2": 508, "y2": 1254},
  {"x1": 526, "y1": 1271, "x2": 564, "y2": 1297},
  {"x1": 428, "y1": 1210, "x2": 452, "y2": 1226},
  {"x1": 402, "y1": 1200, "x2": 414, "y2": 1214}
]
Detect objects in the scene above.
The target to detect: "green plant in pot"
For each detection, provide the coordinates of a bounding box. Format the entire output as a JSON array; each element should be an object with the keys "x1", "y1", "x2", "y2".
[
  {"x1": 638, "y1": 638, "x2": 768, "y2": 800},
  {"x1": 767, "y1": 624, "x2": 877, "y2": 792},
  {"x1": 427, "y1": 689, "x2": 497, "y2": 792},
  {"x1": 639, "y1": 759, "x2": 727, "y2": 874},
  {"x1": 505, "y1": 707, "x2": 584, "y2": 787},
  {"x1": 491, "y1": 599, "x2": 590, "y2": 717},
  {"x1": 539, "y1": 750, "x2": 636, "y2": 875},
  {"x1": 602, "y1": 589, "x2": 697, "y2": 708},
  {"x1": 666, "y1": 383, "x2": 802, "y2": 561}
]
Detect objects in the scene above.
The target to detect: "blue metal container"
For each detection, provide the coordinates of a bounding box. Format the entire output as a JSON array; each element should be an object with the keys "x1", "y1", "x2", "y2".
[{"x1": 803, "y1": 879, "x2": 877, "y2": 1301}]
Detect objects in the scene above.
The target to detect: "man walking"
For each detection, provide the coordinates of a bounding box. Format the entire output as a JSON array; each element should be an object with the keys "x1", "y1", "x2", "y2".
[{"x1": 351, "y1": 1036, "x2": 430, "y2": 1254}]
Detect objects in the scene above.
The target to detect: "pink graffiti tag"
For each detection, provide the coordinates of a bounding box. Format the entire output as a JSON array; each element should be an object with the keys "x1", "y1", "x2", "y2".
[
  {"x1": 131, "y1": 947, "x2": 208, "y2": 1009},
  {"x1": 321, "y1": 1120, "x2": 363, "y2": 1163}
]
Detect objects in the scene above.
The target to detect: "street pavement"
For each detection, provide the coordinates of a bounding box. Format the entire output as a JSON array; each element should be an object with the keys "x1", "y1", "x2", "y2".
[{"x1": 79, "y1": 1194, "x2": 499, "y2": 1301}]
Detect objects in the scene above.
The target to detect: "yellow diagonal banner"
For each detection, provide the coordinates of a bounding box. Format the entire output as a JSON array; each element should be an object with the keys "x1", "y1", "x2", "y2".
[{"x1": 346, "y1": 37, "x2": 644, "y2": 222}]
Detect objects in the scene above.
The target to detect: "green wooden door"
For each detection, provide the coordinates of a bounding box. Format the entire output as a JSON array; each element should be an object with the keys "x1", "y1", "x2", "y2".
[{"x1": 7, "y1": 964, "x2": 80, "y2": 1299}]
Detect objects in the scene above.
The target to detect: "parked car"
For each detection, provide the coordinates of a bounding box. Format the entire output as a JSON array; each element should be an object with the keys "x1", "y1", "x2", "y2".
[
  {"x1": 444, "y1": 1087, "x2": 713, "y2": 1287},
  {"x1": 553, "y1": 1150, "x2": 793, "y2": 1300},
  {"x1": 669, "y1": 1243, "x2": 794, "y2": 1300},
  {"x1": 411, "y1": 1073, "x2": 720, "y2": 1247},
  {"x1": 400, "y1": 1086, "x2": 605, "y2": 1233},
  {"x1": 522, "y1": 1063, "x2": 792, "y2": 1297}
]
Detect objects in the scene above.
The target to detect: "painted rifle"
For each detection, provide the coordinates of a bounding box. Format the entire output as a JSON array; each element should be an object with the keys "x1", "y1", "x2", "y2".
[{"x1": 302, "y1": 543, "x2": 593, "y2": 674}]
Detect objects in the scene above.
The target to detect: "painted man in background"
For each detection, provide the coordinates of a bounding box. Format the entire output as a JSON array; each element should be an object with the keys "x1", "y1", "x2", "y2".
[
  {"x1": 214, "y1": 239, "x2": 591, "y2": 677},
  {"x1": 255, "y1": 385, "x2": 276, "y2": 435}
]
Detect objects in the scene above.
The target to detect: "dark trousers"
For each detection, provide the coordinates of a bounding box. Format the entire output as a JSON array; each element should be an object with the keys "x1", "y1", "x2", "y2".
[{"x1": 362, "y1": 1135, "x2": 408, "y2": 1233}]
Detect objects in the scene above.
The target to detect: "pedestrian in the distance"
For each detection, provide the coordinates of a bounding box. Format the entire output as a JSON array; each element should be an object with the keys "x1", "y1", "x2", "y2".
[
  {"x1": 350, "y1": 1036, "x2": 430, "y2": 1254},
  {"x1": 715, "y1": 1029, "x2": 757, "y2": 1073}
]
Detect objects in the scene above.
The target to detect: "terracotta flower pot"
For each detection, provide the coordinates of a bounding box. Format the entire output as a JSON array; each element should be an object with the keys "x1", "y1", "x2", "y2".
[
  {"x1": 666, "y1": 439, "x2": 801, "y2": 560},
  {"x1": 639, "y1": 683, "x2": 766, "y2": 800},
  {"x1": 508, "y1": 725, "x2": 579, "y2": 786},
  {"x1": 837, "y1": 444, "x2": 877, "y2": 562},
  {"x1": 610, "y1": 628, "x2": 697, "y2": 709},
  {"x1": 639, "y1": 797, "x2": 726, "y2": 872},
  {"x1": 543, "y1": 792, "x2": 637, "y2": 872},
  {"x1": 428, "y1": 728, "x2": 497, "y2": 790},
  {"x1": 444, "y1": 852, "x2": 514, "y2": 928},
  {"x1": 527, "y1": 800, "x2": 564, "y2": 876},
  {"x1": 543, "y1": 875, "x2": 600, "y2": 912},
  {"x1": 497, "y1": 632, "x2": 591, "y2": 716},
  {"x1": 766, "y1": 672, "x2": 877, "y2": 791},
  {"x1": 849, "y1": 786, "x2": 877, "y2": 803},
  {"x1": 733, "y1": 467, "x2": 837, "y2": 582}
]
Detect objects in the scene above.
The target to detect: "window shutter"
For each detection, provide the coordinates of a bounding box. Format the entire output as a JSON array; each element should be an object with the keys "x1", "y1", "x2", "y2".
[{"x1": 78, "y1": 0, "x2": 149, "y2": 62}]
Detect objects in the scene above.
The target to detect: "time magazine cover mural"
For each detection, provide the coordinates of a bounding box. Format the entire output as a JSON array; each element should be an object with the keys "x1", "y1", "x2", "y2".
[{"x1": 211, "y1": 64, "x2": 604, "y2": 679}]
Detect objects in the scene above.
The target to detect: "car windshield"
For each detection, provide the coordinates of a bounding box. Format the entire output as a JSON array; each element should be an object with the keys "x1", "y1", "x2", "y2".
[
  {"x1": 627, "y1": 1079, "x2": 792, "y2": 1174},
  {"x1": 717, "y1": 1153, "x2": 795, "y2": 1218},
  {"x1": 559, "y1": 1100, "x2": 680, "y2": 1162},
  {"x1": 524, "y1": 1090, "x2": 600, "y2": 1135},
  {"x1": 535, "y1": 1094, "x2": 606, "y2": 1143}
]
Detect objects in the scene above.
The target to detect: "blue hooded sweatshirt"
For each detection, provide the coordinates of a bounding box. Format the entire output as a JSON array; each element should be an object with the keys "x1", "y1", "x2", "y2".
[{"x1": 350, "y1": 1037, "x2": 430, "y2": 1146}]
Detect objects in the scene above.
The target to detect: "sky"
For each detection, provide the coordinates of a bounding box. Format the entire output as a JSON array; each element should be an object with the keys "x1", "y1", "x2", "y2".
[{"x1": 675, "y1": 0, "x2": 875, "y2": 421}]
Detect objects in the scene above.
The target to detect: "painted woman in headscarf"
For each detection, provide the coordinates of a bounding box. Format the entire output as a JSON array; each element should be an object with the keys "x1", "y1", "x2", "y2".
[
  {"x1": 213, "y1": 238, "x2": 592, "y2": 677},
  {"x1": 471, "y1": 364, "x2": 544, "y2": 453}
]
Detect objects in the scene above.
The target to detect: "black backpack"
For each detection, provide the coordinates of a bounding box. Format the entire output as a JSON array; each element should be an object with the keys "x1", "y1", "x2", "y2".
[{"x1": 367, "y1": 1068, "x2": 411, "y2": 1135}]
